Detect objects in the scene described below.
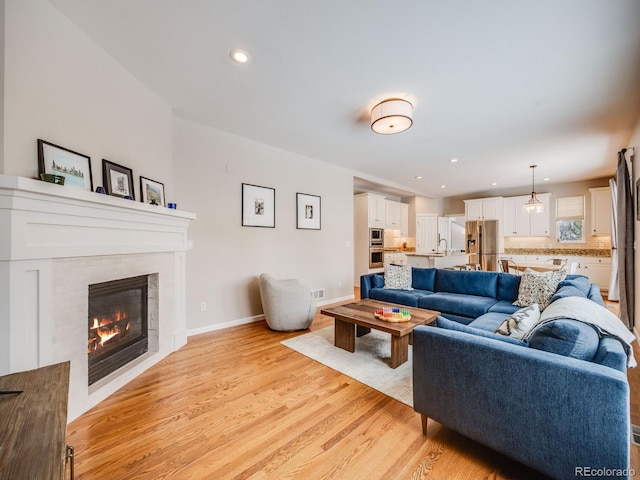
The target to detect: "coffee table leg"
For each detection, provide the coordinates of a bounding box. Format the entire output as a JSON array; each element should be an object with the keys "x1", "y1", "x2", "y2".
[
  {"x1": 334, "y1": 319, "x2": 355, "y2": 352},
  {"x1": 390, "y1": 334, "x2": 409, "y2": 368},
  {"x1": 356, "y1": 325, "x2": 371, "y2": 337}
]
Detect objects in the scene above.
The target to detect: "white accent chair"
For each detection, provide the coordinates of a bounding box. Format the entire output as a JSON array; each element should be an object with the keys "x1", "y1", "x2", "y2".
[{"x1": 258, "y1": 273, "x2": 316, "y2": 331}]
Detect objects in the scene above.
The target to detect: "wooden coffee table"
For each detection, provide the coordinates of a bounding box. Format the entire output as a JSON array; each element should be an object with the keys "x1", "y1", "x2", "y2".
[{"x1": 320, "y1": 299, "x2": 440, "y2": 368}]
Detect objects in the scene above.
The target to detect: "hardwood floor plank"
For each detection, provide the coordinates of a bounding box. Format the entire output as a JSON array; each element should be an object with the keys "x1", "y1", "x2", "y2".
[{"x1": 67, "y1": 294, "x2": 640, "y2": 480}]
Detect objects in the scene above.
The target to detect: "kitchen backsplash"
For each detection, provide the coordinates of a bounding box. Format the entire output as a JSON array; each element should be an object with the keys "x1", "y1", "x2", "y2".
[{"x1": 503, "y1": 235, "x2": 611, "y2": 251}]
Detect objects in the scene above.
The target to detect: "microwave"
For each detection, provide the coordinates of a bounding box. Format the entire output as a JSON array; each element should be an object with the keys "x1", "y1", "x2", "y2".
[{"x1": 369, "y1": 228, "x2": 384, "y2": 246}]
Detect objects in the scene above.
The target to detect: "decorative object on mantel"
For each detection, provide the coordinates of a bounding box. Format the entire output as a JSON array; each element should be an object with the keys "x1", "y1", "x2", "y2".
[
  {"x1": 140, "y1": 176, "x2": 165, "y2": 207},
  {"x1": 296, "y1": 192, "x2": 321, "y2": 230},
  {"x1": 167, "y1": 203, "x2": 177, "y2": 209},
  {"x1": 102, "y1": 159, "x2": 135, "y2": 200},
  {"x1": 370, "y1": 98, "x2": 413, "y2": 135},
  {"x1": 95, "y1": 186, "x2": 106, "y2": 194},
  {"x1": 523, "y1": 165, "x2": 544, "y2": 214},
  {"x1": 242, "y1": 183, "x2": 275, "y2": 228},
  {"x1": 40, "y1": 173, "x2": 65, "y2": 185},
  {"x1": 37, "y1": 139, "x2": 93, "y2": 191}
]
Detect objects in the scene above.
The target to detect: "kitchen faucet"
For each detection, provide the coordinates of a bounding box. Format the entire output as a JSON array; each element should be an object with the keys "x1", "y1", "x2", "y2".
[{"x1": 438, "y1": 237, "x2": 448, "y2": 255}]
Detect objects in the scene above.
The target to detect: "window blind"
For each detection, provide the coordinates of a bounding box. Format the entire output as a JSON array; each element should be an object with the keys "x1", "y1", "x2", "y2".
[{"x1": 556, "y1": 195, "x2": 584, "y2": 220}]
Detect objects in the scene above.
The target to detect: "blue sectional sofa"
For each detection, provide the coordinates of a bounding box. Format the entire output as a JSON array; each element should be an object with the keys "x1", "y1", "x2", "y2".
[{"x1": 360, "y1": 267, "x2": 632, "y2": 480}]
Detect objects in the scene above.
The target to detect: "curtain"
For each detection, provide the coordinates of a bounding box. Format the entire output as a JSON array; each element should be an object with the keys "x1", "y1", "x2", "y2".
[
  {"x1": 615, "y1": 149, "x2": 634, "y2": 330},
  {"x1": 608, "y1": 178, "x2": 619, "y2": 300}
]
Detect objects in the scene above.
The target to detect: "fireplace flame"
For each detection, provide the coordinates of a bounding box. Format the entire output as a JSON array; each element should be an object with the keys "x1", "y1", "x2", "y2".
[{"x1": 87, "y1": 310, "x2": 130, "y2": 353}]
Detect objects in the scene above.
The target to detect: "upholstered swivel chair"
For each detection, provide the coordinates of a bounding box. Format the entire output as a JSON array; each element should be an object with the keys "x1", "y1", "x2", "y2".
[{"x1": 258, "y1": 273, "x2": 316, "y2": 331}]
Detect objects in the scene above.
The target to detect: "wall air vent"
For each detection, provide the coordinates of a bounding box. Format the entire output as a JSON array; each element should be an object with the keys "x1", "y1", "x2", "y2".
[{"x1": 311, "y1": 289, "x2": 325, "y2": 301}]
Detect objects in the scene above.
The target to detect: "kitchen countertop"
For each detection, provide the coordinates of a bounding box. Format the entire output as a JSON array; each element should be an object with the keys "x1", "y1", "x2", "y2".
[{"x1": 504, "y1": 248, "x2": 610, "y2": 258}]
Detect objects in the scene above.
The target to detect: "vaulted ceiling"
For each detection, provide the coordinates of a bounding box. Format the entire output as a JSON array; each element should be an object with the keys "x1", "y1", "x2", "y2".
[{"x1": 49, "y1": 0, "x2": 640, "y2": 198}]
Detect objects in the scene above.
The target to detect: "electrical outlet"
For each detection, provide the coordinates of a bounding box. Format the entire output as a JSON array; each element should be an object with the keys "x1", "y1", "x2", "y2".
[
  {"x1": 338, "y1": 280, "x2": 342, "y2": 288},
  {"x1": 200, "y1": 302, "x2": 207, "y2": 311}
]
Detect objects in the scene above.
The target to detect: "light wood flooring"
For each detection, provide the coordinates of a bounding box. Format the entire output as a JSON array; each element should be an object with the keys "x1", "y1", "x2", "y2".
[{"x1": 67, "y1": 294, "x2": 640, "y2": 479}]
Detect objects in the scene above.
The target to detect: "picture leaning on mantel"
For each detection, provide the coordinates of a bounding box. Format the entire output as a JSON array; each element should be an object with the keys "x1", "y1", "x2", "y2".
[
  {"x1": 296, "y1": 193, "x2": 321, "y2": 230},
  {"x1": 103, "y1": 159, "x2": 135, "y2": 199},
  {"x1": 140, "y1": 176, "x2": 166, "y2": 207},
  {"x1": 37, "y1": 139, "x2": 94, "y2": 191},
  {"x1": 242, "y1": 183, "x2": 275, "y2": 228}
]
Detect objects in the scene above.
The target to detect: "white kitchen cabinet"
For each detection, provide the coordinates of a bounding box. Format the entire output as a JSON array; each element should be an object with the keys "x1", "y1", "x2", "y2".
[
  {"x1": 367, "y1": 194, "x2": 386, "y2": 228},
  {"x1": 384, "y1": 200, "x2": 401, "y2": 229},
  {"x1": 589, "y1": 187, "x2": 611, "y2": 235},
  {"x1": 400, "y1": 203, "x2": 409, "y2": 237},
  {"x1": 579, "y1": 257, "x2": 611, "y2": 292},
  {"x1": 529, "y1": 194, "x2": 551, "y2": 236},
  {"x1": 465, "y1": 197, "x2": 502, "y2": 221},
  {"x1": 384, "y1": 252, "x2": 407, "y2": 265},
  {"x1": 416, "y1": 214, "x2": 438, "y2": 254},
  {"x1": 502, "y1": 194, "x2": 550, "y2": 236}
]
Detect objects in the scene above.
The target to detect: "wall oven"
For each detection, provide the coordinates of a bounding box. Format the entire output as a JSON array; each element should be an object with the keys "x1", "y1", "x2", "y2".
[
  {"x1": 369, "y1": 228, "x2": 384, "y2": 247},
  {"x1": 369, "y1": 248, "x2": 384, "y2": 269}
]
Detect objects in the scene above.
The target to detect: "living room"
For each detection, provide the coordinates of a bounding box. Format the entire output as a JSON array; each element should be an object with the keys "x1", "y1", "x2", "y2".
[{"x1": 1, "y1": 1, "x2": 639, "y2": 478}]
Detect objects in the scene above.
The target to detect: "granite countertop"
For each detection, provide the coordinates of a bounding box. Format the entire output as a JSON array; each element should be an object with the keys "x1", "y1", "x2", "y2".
[
  {"x1": 383, "y1": 248, "x2": 416, "y2": 252},
  {"x1": 504, "y1": 248, "x2": 610, "y2": 258}
]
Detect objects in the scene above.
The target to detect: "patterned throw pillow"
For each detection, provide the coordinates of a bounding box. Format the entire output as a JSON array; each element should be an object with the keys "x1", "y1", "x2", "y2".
[
  {"x1": 513, "y1": 268, "x2": 566, "y2": 310},
  {"x1": 495, "y1": 304, "x2": 541, "y2": 339},
  {"x1": 383, "y1": 264, "x2": 413, "y2": 290}
]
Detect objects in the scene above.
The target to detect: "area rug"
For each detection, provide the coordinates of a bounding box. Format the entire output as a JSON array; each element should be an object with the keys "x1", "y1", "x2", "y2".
[{"x1": 281, "y1": 326, "x2": 413, "y2": 407}]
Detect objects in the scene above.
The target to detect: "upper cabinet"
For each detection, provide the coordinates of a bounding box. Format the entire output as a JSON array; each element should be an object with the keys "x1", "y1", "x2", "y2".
[
  {"x1": 589, "y1": 187, "x2": 611, "y2": 235},
  {"x1": 502, "y1": 193, "x2": 550, "y2": 237},
  {"x1": 416, "y1": 214, "x2": 438, "y2": 254},
  {"x1": 465, "y1": 197, "x2": 503, "y2": 220},
  {"x1": 400, "y1": 203, "x2": 409, "y2": 237},
  {"x1": 384, "y1": 200, "x2": 401, "y2": 229},
  {"x1": 367, "y1": 194, "x2": 386, "y2": 228}
]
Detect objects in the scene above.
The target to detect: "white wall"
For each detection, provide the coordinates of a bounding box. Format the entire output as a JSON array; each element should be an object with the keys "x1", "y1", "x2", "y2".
[
  {"x1": 172, "y1": 117, "x2": 354, "y2": 332},
  {"x1": 2, "y1": 0, "x2": 173, "y2": 199}
]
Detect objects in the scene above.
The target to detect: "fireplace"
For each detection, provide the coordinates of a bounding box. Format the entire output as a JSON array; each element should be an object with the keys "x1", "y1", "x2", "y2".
[{"x1": 88, "y1": 275, "x2": 149, "y2": 385}]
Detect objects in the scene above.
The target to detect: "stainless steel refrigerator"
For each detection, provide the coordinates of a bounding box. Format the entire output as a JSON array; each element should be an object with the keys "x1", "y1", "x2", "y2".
[{"x1": 465, "y1": 220, "x2": 499, "y2": 271}]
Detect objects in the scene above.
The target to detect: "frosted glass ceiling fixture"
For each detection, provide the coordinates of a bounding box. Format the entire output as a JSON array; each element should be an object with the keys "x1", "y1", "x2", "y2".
[
  {"x1": 370, "y1": 99, "x2": 413, "y2": 134},
  {"x1": 523, "y1": 165, "x2": 544, "y2": 214}
]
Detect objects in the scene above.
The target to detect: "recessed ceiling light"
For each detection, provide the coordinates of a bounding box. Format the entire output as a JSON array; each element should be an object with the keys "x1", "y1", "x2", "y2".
[
  {"x1": 440, "y1": 185, "x2": 447, "y2": 188},
  {"x1": 491, "y1": 182, "x2": 498, "y2": 186},
  {"x1": 450, "y1": 158, "x2": 458, "y2": 163},
  {"x1": 543, "y1": 178, "x2": 550, "y2": 182},
  {"x1": 229, "y1": 49, "x2": 250, "y2": 64},
  {"x1": 415, "y1": 176, "x2": 423, "y2": 180}
]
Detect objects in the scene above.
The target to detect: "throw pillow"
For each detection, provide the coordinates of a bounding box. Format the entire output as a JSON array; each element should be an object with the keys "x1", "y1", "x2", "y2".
[
  {"x1": 495, "y1": 304, "x2": 541, "y2": 339},
  {"x1": 383, "y1": 264, "x2": 413, "y2": 290},
  {"x1": 513, "y1": 268, "x2": 566, "y2": 310}
]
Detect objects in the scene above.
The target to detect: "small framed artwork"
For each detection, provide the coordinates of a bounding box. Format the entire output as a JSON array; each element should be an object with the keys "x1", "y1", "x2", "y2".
[
  {"x1": 37, "y1": 139, "x2": 93, "y2": 191},
  {"x1": 140, "y1": 176, "x2": 165, "y2": 207},
  {"x1": 103, "y1": 159, "x2": 135, "y2": 199},
  {"x1": 242, "y1": 183, "x2": 275, "y2": 228},
  {"x1": 296, "y1": 193, "x2": 321, "y2": 230}
]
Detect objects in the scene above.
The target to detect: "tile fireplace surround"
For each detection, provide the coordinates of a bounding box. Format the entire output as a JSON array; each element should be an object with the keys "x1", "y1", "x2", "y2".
[{"x1": 0, "y1": 175, "x2": 196, "y2": 421}]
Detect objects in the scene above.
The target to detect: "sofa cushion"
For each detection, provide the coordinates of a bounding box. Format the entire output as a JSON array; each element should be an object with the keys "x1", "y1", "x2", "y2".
[
  {"x1": 469, "y1": 312, "x2": 508, "y2": 332},
  {"x1": 383, "y1": 264, "x2": 412, "y2": 290},
  {"x1": 557, "y1": 275, "x2": 591, "y2": 296},
  {"x1": 495, "y1": 304, "x2": 541, "y2": 339},
  {"x1": 434, "y1": 269, "x2": 498, "y2": 298},
  {"x1": 372, "y1": 274, "x2": 385, "y2": 288},
  {"x1": 435, "y1": 316, "x2": 526, "y2": 347},
  {"x1": 488, "y1": 301, "x2": 521, "y2": 315},
  {"x1": 513, "y1": 268, "x2": 566, "y2": 310},
  {"x1": 368, "y1": 288, "x2": 432, "y2": 307},
  {"x1": 412, "y1": 267, "x2": 436, "y2": 291},
  {"x1": 549, "y1": 285, "x2": 588, "y2": 305},
  {"x1": 527, "y1": 319, "x2": 600, "y2": 361},
  {"x1": 418, "y1": 292, "x2": 497, "y2": 318},
  {"x1": 496, "y1": 273, "x2": 521, "y2": 302}
]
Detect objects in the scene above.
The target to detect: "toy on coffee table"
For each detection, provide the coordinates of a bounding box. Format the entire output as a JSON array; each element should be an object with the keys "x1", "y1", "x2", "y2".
[{"x1": 374, "y1": 307, "x2": 411, "y2": 323}]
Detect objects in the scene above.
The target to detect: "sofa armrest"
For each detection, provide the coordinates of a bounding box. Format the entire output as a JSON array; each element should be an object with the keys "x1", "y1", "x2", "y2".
[
  {"x1": 413, "y1": 326, "x2": 630, "y2": 479},
  {"x1": 360, "y1": 274, "x2": 377, "y2": 299}
]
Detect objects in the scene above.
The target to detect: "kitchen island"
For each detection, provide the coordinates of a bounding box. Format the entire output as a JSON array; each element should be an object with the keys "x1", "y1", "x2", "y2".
[{"x1": 406, "y1": 252, "x2": 469, "y2": 269}]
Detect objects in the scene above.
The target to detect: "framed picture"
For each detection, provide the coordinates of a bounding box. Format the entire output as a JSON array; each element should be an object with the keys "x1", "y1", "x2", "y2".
[
  {"x1": 140, "y1": 176, "x2": 165, "y2": 207},
  {"x1": 242, "y1": 183, "x2": 275, "y2": 228},
  {"x1": 296, "y1": 193, "x2": 321, "y2": 230},
  {"x1": 103, "y1": 159, "x2": 135, "y2": 199},
  {"x1": 37, "y1": 139, "x2": 93, "y2": 191}
]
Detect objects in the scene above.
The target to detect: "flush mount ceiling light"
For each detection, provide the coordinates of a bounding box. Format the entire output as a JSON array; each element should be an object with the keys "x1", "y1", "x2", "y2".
[
  {"x1": 523, "y1": 165, "x2": 544, "y2": 214},
  {"x1": 370, "y1": 99, "x2": 413, "y2": 134},
  {"x1": 229, "y1": 49, "x2": 250, "y2": 64}
]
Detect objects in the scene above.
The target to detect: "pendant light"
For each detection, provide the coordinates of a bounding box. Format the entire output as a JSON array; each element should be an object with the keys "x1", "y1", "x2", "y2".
[{"x1": 523, "y1": 165, "x2": 544, "y2": 214}]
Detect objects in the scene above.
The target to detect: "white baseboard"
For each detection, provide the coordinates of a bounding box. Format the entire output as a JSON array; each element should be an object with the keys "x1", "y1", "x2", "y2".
[{"x1": 187, "y1": 294, "x2": 355, "y2": 337}]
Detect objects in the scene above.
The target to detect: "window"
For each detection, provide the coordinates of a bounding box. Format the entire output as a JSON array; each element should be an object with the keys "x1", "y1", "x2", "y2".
[{"x1": 556, "y1": 196, "x2": 585, "y2": 243}]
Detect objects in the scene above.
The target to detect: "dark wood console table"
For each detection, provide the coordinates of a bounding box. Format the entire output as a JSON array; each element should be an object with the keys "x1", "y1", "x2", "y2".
[{"x1": 0, "y1": 361, "x2": 73, "y2": 479}]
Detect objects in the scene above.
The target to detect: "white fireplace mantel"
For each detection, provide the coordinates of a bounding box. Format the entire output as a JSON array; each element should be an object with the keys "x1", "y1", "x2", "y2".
[{"x1": 0, "y1": 175, "x2": 196, "y2": 420}]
